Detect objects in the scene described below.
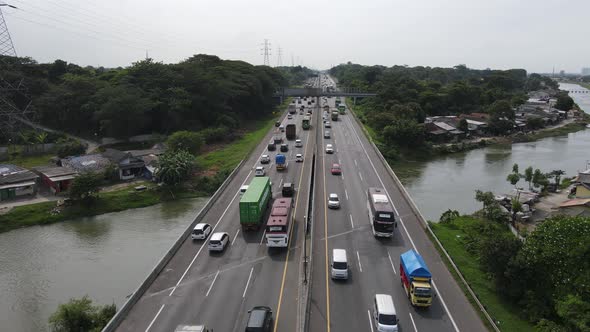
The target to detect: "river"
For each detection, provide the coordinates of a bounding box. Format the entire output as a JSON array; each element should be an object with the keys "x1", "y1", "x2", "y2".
[
  {"x1": 0, "y1": 197, "x2": 208, "y2": 332},
  {"x1": 395, "y1": 82, "x2": 590, "y2": 221}
]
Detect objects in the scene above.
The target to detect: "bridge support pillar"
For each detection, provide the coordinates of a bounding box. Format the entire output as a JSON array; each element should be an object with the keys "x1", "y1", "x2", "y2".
[{"x1": 353, "y1": 96, "x2": 357, "y2": 105}]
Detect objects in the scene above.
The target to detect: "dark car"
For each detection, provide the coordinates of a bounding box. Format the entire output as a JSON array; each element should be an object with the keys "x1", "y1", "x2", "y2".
[
  {"x1": 282, "y1": 183, "x2": 294, "y2": 197},
  {"x1": 246, "y1": 306, "x2": 272, "y2": 332},
  {"x1": 275, "y1": 121, "x2": 280, "y2": 127},
  {"x1": 280, "y1": 144, "x2": 288, "y2": 152},
  {"x1": 267, "y1": 142, "x2": 276, "y2": 151},
  {"x1": 273, "y1": 136, "x2": 283, "y2": 144}
]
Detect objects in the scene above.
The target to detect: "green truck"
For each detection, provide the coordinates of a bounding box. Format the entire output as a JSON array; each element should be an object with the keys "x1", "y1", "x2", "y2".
[
  {"x1": 338, "y1": 105, "x2": 346, "y2": 114},
  {"x1": 239, "y1": 177, "x2": 272, "y2": 231},
  {"x1": 302, "y1": 116, "x2": 311, "y2": 130}
]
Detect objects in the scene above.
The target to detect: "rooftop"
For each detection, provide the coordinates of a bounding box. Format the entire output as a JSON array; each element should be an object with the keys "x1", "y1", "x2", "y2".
[
  {"x1": 34, "y1": 165, "x2": 78, "y2": 178},
  {"x1": 0, "y1": 164, "x2": 39, "y2": 185}
]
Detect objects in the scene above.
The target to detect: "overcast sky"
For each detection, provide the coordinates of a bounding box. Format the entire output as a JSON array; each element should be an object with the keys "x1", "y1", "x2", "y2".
[{"x1": 3, "y1": 0, "x2": 589, "y2": 73}]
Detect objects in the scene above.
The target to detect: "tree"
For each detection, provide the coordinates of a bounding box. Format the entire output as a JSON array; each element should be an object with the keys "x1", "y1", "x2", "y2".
[
  {"x1": 475, "y1": 190, "x2": 506, "y2": 222},
  {"x1": 439, "y1": 209, "x2": 460, "y2": 224},
  {"x1": 478, "y1": 232, "x2": 522, "y2": 289},
  {"x1": 524, "y1": 166, "x2": 533, "y2": 190},
  {"x1": 512, "y1": 163, "x2": 519, "y2": 174},
  {"x1": 526, "y1": 117, "x2": 545, "y2": 130},
  {"x1": 57, "y1": 140, "x2": 87, "y2": 158},
  {"x1": 166, "y1": 131, "x2": 204, "y2": 154},
  {"x1": 532, "y1": 168, "x2": 549, "y2": 190},
  {"x1": 381, "y1": 118, "x2": 425, "y2": 147},
  {"x1": 507, "y1": 173, "x2": 521, "y2": 187},
  {"x1": 458, "y1": 118, "x2": 469, "y2": 133},
  {"x1": 550, "y1": 170, "x2": 565, "y2": 187},
  {"x1": 49, "y1": 295, "x2": 116, "y2": 332},
  {"x1": 555, "y1": 93, "x2": 574, "y2": 111},
  {"x1": 69, "y1": 172, "x2": 102, "y2": 201},
  {"x1": 155, "y1": 150, "x2": 195, "y2": 186}
]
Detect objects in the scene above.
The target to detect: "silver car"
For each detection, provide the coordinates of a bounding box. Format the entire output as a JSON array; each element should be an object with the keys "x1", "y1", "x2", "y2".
[
  {"x1": 328, "y1": 193, "x2": 340, "y2": 209},
  {"x1": 208, "y1": 232, "x2": 229, "y2": 251}
]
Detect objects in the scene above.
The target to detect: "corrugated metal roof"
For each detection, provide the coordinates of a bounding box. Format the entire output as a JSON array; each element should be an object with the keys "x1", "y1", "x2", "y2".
[{"x1": 433, "y1": 122, "x2": 457, "y2": 132}]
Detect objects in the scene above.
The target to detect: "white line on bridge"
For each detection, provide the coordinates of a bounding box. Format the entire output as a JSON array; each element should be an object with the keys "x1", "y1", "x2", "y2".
[
  {"x1": 387, "y1": 251, "x2": 397, "y2": 275},
  {"x1": 356, "y1": 251, "x2": 363, "y2": 272},
  {"x1": 349, "y1": 214, "x2": 354, "y2": 228},
  {"x1": 260, "y1": 229, "x2": 266, "y2": 245},
  {"x1": 354, "y1": 159, "x2": 358, "y2": 167},
  {"x1": 358, "y1": 172, "x2": 363, "y2": 181},
  {"x1": 409, "y1": 312, "x2": 418, "y2": 332},
  {"x1": 243, "y1": 267, "x2": 254, "y2": 298},
  {"x1": 367, "y1": 310, "x2": 375, "y2": 332},
  {"x1": 145, "y1": 304, "x2": 165, "y2": 332},
  {"x1": 232, "y1": 229, "x2": 240, "y2": 245},
  {"x1": 206, "y1": 270, "x2": 220, "y2": 297},
  {"x1": 345, "y1": 189, "x2": 349, "y2": 201},
  {"x1": 278, "y1": 178, "x2": 283, "y2": 188}
]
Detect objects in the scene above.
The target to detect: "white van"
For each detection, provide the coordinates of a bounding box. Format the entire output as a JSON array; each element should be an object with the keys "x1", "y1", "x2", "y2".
[
  {"x1": 331, "y1": 249, "x2": 348, "y2": 280},
  {"x1": 373, "y1": 294, "x2": 398, "y2": 332}
]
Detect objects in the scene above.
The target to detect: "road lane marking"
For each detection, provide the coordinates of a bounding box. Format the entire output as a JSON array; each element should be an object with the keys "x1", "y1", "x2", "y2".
[
  {"x1": 349, "y1": 214, "x2": 354, "y2": 228},
  {"x1": 358, "y1": 172, "x2": 363, "y2": 181},
  {"x1": 409, "y1": 312, "x2": 418, "y2": 332},
  {"x1": 387, "y1": 252, "x2": 397, "y2": 275},
  {"x1": 322, "y1": 120, "x2": 332, "y2": 332},
  {"x1": 279, "y1": 178, "x2": 283, "y2": 188},
  {"x1": 260, "y1": 229, "x2": 267, "y2": 245},
  {"x1": 273, "y1": 117, "x2": 312, "y2": 332},
  {"x1": 347, "y1": 112, "x2": 460, "y2": 332},
  {"x1": 354, "y1": 159, "x2": 358, "y2": 167},
  {"x1": 345, "y1": 189, "x2": 349, "y2": 201},
  {"x1": 168, "y1": 170, "x2": 252, "y2": 296},
  {"x1": 367, "y1": 310, "x2": 375, "y2": 332},
  {"x1": 243, "y1": 267, "x2": 254, "y2": 298},
  {"x1": 356, "y1": 251, "x2": 363, "y2": 272},
  {"x1": 205, "y1": 270, "x2": 220, "y2": 297},
  {"x1": 321, "y1": 229, "x2": 356, "y2": 241},
  {"x1": 232, "y1": 229, "x2": 240, "y2": 245},
  {"x1": 145, "y1": 304, "x2": 165, "y2": 332}
]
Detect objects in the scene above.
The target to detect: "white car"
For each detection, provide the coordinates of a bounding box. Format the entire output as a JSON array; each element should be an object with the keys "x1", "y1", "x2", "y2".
[
  {"x1": 260, "y1": 154, "x2": 270, "y2": 164},
  {"x1": 328, "y1": 193, "x2": 340, "y2": 209},
  {"x1": 279, "y1": 125, "x2": 285, "y2": 132},
  {"x1": 239, "y1": 185, "x2": 249, "y2": 195},
  {"x1": 287, "y1": 114, "x2": 293, "y2": 119},
  {"x1": 208, "y1": 232, "x2": 229, "y2": 251},
  {"x1": 325, "y1": 144, "x2": 334, "y2": 154},
  {"x1": 295, "y1": 139, "x2": 303, "y2": 147},
  {"x1": 255, "y1": 166, "x2": 265, "y2": 176},
  {"x1": 296, "y1": 154, "x2": 303, "y2": 162},
  {"x1": 191, "y1": 223, "x2": 212, "y2": 240},
  {"x1": 325, "y1": 121, "x2": 331, "y2": 128}
]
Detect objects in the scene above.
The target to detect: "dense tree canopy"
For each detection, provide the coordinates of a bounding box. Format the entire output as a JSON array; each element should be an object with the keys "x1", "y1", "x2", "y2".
[{"x1": 0, "y1": 54, "x2": 312, "y2": 142}]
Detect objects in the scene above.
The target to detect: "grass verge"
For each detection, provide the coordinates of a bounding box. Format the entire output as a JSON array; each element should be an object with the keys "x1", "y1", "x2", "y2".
[
  {"x1": 6, "y1": 153, "x2": 56, "y2": 168},
  {"x1": 430, "y1": 217, "x2": 535, "y2": 331},
  {"x1": 0, "y1": 183, "x2": 202, "y2": 234},
  {"x1": 512, "y1": 122, "x2": 588, "y2": 143}
]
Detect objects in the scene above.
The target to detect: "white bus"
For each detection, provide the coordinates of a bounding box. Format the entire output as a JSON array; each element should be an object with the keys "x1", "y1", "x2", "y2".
[{"x1": 367, "y1": 187, "x2": 397, "y2": 237}]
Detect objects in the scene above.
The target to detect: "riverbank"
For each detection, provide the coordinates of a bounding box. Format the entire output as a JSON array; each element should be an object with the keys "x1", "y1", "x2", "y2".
[
  {"x1": 0, "y1": 183, "x2": 205, "y2": 234},
  {"x1": 430, "y1": 216, "x2": 534, "y2": 331}
]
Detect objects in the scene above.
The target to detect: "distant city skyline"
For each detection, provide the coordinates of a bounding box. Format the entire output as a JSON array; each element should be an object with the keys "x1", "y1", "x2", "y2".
[{"x1": 2, "y1": 0, "x2": 589, "y2": 73}]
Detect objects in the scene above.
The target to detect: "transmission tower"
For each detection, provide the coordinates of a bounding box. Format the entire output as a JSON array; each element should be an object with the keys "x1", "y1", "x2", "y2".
[
  {"x1": 0, "y1": 5, "x2": 34, "y2": 139},
  {"x1": 260, "y1": 39, "x2": 271, "y2": 66},
  {"x1": 276, "y1": 47, "x2": 282, "y2": 67}
]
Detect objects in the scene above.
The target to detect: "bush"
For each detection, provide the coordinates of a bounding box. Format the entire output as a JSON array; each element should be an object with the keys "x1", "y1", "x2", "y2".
[
  {"x1": 166, "y1": 131, "x2": 203, "y2": 154},
  {"x1": 69, "y1": 172, "x2": 102, "y2": 201},
  {"x1": 57, "y1": 140, "x2": 87, "y2": 158},
  {"x1": 200, "y1": 126, "x2": 230, "y2": 144},
  {"x1": 48, "y1": 295, "x2": 116, "y2": 332}
]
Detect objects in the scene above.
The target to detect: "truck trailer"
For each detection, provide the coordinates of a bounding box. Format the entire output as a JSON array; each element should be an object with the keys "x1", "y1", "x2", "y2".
[
  {"x1": 239, "y1": 177, "x2": 272, "y2": 231},
  {"x1": 288, "y1": 104, "x2": 296, "y2": 114},
  {"x1": 400, "y1": 249, "x2": 433, "y2": 307},
  {"x1": 275, "y1": 154, "x2": 287, "y2": 171},
  {"x1": 286, "y1": 124, "x2": 296, "y2": 140},
  {"x1": 331, "y1": 111, "x2": 339, "y2": 121}
]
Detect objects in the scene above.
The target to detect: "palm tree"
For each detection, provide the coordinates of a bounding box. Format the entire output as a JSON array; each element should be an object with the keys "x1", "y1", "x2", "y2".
[
  {"x1": 36, "y1": 132, "x2": 48, "y2": 144},
  {"x1": 550, "y1": 170, "x2": 565, "y2": 187}
]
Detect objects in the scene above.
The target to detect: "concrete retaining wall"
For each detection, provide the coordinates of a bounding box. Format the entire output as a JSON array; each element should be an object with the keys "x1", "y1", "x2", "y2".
[{"x1": 102, "y1": 160, "x2": 245, "y2": 332}]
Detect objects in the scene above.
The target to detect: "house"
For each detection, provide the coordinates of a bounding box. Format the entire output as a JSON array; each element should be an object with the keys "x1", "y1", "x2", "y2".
[
  {"x1": 573, "y1": 169, "x2": 590, "y2": 199},
  {"x1": 61, "y1": 154, "x2": 111, "y2": 173},
  {"x1": 425, "y1": 122, "x2": 450, "y2": 142},
  {"x1": 102, "y1": 148, "x2": 145, "y2": 180},
  {"x1": 0, "y1": 164, "x2": 39, "y2": 201},
  {"x1": 33, "y1": 165, "x2": 78, "y2": 194}
]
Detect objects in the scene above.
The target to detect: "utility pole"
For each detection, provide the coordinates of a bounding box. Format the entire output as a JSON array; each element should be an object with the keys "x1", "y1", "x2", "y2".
[
  {"x1": 291, "y1": 54, "x2": 294, "y2": 67},
  {"x1": 276, "y1": 46, "x2": 282, "y2": 67},
  {"x1": 0, "y1": 4, "x2": 35, "y2": 139},
  {"x1": 260, "y1": 39, "x2": 271, "y2": 66}
]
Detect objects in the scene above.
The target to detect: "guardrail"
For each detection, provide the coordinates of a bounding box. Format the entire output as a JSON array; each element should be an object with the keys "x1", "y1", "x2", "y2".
[
  {"x1": 102, "y1": 160, "x2": 245, "y2": 332},
  {"x1": 347, "y1": 102, "x2": 501, "y2": 332}
]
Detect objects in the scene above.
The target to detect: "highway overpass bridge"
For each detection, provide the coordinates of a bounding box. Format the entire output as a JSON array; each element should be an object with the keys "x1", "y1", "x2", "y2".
[
  {"x1": 274, "y1": 87, "x2": 377, "y2": 104},
  {"x1": 104, "y1": 75, "x2": 492, "y2": 332}
]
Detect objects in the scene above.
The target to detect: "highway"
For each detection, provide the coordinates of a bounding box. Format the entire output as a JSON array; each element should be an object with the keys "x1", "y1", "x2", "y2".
[
  {"x1": 308, "y1": 74, "x2": 487, "y2": 332},
  {"x1": 116, "y1": 78, "x2": 320, "y2": 332}
]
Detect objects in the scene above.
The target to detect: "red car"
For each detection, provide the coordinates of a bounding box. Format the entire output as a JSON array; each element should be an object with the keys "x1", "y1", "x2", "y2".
[{"x1": 331, "y1": 163, "x2": 342, "y2": 175}]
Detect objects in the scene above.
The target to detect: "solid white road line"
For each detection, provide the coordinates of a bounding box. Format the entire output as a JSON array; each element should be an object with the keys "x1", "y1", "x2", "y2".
[
  {"x1": 260, "y1": 229, "x2": 267, "y2": 245},
  {"x1": 243, "y1": 267, "x2": 254, "y2": 298},
  {"x1": 347, "y1": 113, "x2": 460, "y2": 332},
  {"x1": 354, "y1": 159, "x2": 358, "y2": 167},
  {"x1": 358, "y1": 172, "x2": 363, "y2": 181},
  {"x1": 409, "y1": 312, "x2": 418, "y2": 332},
  {"x1": 279, "y1": 178, "x2": 283, "y2": 188},
  {"x1": 387, "y1": 251, "x2": 397, "y2": 275},
  {"x1": 345, "y1": 189, "x2": 349, "y2": 201},
  {"x1": 349, "y1": 214, "x2": 354, "y2": 228},
  {"x1": 168, "y1": 170, "x2": 251, "y2": 297},
  {"x1": 232, "y1": 229, "x2": 240, "y2": 245},
  {"x1": 356, "y1": 251, "x2": 363, "y2": 273},
  {"x1": 367, "y1": 310, "x2": 375, "y2": 332},
  {"x1": 145, "y1": 304, "x2": 165, "y2": 332},
  {"x1": 206, "y1": 270, "x2": 220, "y2": 297}
]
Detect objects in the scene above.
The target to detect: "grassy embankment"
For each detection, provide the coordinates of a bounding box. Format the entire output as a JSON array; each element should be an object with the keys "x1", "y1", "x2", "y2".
[
  {"x1": 5, "y1": 153, "x2": 55, "y2": 168},
  {"x1": 431, "y1": 217, "x2": 535, "y2": 331}
]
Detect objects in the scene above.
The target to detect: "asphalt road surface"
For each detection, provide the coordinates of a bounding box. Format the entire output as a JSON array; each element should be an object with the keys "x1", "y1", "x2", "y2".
[
  {"x1": 308, "y1": 75, "x2": 487, "y2": 332},
  {"x1": 116, "y1": 78, "x2": 320, "y2": 332}
]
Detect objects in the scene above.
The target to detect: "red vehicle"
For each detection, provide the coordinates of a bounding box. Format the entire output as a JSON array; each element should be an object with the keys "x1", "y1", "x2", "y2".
[
  {"x1": 265, "y1": 198, "x2": 293, "y2": 248},
  {"x1": 331, "y1": 163, "x2": 342, "y2": 175}
]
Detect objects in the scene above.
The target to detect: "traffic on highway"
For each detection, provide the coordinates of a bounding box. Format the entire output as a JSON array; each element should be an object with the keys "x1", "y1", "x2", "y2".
[{"x1": 113, "y1": 74, "x2": 486, "y2": 332}]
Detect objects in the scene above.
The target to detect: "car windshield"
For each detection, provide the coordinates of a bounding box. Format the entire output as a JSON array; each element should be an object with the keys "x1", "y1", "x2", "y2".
[
  {"x1": 333, "y1": 262, "x2": 347, "y2": 269},
  {"x1": 415, "y1": 287, "x2": 432, "y2": 297},
  {"x1": 379, "y1": 314, "x2": 397, "y2": 325},
  {"x1": 193, "y1": 229, "x2": 202, "y2": 234},
  {"x1": 330, "y1": 196, "x2": 338, "y2": 202}
]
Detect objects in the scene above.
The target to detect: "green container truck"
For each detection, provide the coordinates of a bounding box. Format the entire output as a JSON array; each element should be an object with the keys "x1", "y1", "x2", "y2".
[{"x1": 239, "y1": 177, "x2": 272, "y2": 231}]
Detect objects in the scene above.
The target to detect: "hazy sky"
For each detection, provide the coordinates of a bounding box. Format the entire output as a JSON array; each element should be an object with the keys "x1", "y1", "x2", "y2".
[{"x1": 3, "y1": 0, "x2": 589, "y2": 73}]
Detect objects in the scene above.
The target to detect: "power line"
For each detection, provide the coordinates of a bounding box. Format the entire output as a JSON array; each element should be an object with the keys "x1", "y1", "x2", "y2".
[
  {"x1": 276, "y1": 46, "x2": 282, "y2": 67},
  {"x1": 260, "y1": 39, "x2": 271, "y2": 66}
]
